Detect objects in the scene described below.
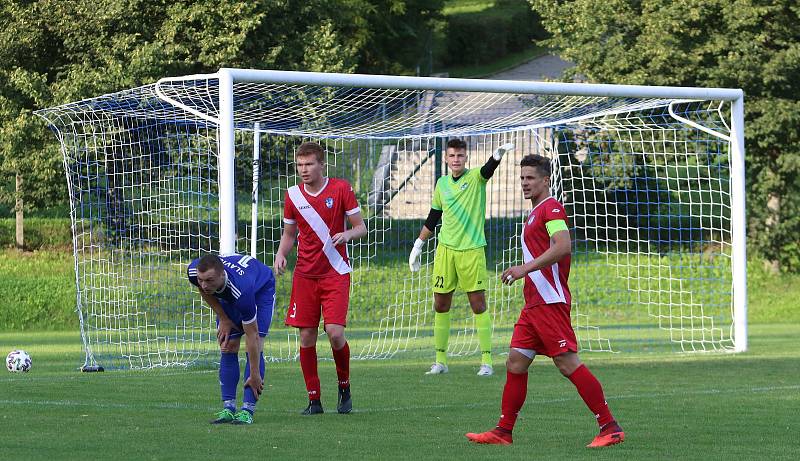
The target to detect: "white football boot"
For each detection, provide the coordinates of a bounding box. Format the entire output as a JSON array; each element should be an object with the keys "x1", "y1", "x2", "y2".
[
  {"x1": 425, "y1": 362, "x2": 449, "y2": 375},
  {"x1": 477, "y1": 364, "x2": 494, "y2": 376}
]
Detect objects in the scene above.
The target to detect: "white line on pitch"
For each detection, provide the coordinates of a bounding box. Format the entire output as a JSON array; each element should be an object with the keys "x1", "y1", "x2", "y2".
[{"x1": 0, "y1": 384, "x2": 797, "y2": 414}]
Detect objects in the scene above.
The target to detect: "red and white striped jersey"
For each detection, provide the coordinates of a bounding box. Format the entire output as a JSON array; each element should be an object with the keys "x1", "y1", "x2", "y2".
[
  {"x1": 283, "y1": 178, "x2": 361, "y2": 278},
  {"x1": 521, "y1": 197, "x2": 572, "y2": 308}
]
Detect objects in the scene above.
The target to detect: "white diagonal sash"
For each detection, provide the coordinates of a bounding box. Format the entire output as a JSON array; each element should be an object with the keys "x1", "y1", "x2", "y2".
[
  {"x1": 288, "y1": 185, "x2": 352, "y2": 275},
  {"x1": 521, "y1": 224, "x2": 566, "y2": 304}
]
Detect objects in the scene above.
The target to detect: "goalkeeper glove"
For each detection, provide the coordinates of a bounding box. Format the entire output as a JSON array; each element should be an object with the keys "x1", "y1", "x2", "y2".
[
  {"x1": 408, "y1": 238, "x2": 425, "y2": 272},
  {"x1": 492, "y1": 143, "x2": 515, "y2": 161}
]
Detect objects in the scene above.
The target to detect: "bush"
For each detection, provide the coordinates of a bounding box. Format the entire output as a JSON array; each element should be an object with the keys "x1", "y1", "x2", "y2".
[
  {"x1": 443, "y1": 1, "x2": 546, "y2": 66},
  {"x1": 0, "y1": 218, "x2": 72, "y2": 249}
]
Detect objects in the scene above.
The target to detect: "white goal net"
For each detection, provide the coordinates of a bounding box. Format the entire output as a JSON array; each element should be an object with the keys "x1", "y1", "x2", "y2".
[{"x1": 36, "y1": 70, "x2": 746, "y2": 369}]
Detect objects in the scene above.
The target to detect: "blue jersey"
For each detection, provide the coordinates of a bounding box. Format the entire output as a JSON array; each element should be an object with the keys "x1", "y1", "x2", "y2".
[{"x1": 187, "y1": 254, "x2": 275, "y2": 325}]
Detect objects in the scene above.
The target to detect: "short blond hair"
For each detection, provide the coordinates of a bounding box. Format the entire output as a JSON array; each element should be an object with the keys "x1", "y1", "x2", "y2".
[{"x1": 296, "y1": 141, "x2": 326, "y2": 163}]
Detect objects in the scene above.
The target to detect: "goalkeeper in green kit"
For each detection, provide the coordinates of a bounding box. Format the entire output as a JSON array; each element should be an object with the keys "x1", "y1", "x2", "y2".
[{"x1": 409, "y1": 139, "x2": 513, "y2": 376}]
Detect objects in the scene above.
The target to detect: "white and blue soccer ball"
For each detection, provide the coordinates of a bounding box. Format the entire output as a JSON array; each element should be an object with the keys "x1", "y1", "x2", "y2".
[{"x1": 6, "y1": 350, "x2": 32, "y2": 373}]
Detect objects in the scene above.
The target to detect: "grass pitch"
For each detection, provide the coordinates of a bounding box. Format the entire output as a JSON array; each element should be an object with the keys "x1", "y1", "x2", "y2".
[{"x1": 1, "y1": 324, "x2": 798, "y2": 460}]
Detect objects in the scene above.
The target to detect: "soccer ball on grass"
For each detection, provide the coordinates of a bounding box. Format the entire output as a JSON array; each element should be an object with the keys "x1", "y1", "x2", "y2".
[{"x1": 6, "y1": 350, "x2": 32, "y2": 373}]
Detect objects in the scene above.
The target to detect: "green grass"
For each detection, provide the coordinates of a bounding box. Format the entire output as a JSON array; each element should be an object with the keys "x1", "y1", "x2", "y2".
[
  {"x1": 0, "y1": 324, "x2": 798, "y2": 460},
  {"x1": 443, "y1": 0, "x2": 495, "y2": 15}
]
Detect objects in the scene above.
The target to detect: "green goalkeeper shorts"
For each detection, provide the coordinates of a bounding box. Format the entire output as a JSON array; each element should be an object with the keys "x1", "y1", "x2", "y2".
[{"x1": 431, "y1": 244, "x2": 488, "y2": 294}]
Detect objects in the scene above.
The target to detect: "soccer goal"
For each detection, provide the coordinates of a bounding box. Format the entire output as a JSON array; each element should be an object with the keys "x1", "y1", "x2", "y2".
[{"x1": 36, "y1": 69, "x2": 746, "y2": 370}]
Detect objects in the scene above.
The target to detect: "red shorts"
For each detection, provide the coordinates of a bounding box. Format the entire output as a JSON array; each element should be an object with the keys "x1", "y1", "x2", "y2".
[
  {"x1": 285, "y1": 273, "x2": 350, "y2": 328},
  {"x1": 510, "y1": 303, "x2": 578, "y2": 357}
]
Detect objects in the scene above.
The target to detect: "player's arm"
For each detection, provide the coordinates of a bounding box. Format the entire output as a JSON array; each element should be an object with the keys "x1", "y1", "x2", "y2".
[
  {"x1": 408, "y1": 208, "x2": 441, "y2": 272},
  {"x1": 199, "y1": 290, "x2": 238, "y2": 348},
  {"x1": 502, "y1": 226, "x2": 571, "y2": 284},
  {"x1": 241, "y1": 319, "x2": 263, "y2": 400},
  {"x1": 274, "y1": 221, "x2": 298, "y2": 276},
  {"x1": 480, "y1": 143, "x2": 514, "y2": 180},
  {"x1": 331, "y1": 211, "x2": 367, "y2": 246}
]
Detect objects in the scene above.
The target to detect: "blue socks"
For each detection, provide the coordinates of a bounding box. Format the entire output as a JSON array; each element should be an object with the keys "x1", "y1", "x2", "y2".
[
  {"x1": 220, "y1": 352, "x2": 240, "y2": 410},
  {"x1": 220, "y1": 350, "x2": 265, "y2": 414},
  {"x1": 242, "y1": 352, "x2": 265, "y2": 413}
]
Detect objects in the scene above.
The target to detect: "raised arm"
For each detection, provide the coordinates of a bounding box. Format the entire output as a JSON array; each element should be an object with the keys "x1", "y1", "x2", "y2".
[{"x1": 480, "y1": 143, "x2": 514, "y2": 180}]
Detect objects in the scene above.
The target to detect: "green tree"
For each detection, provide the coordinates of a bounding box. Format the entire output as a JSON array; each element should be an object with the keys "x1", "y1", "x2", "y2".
[
  {"x1": 530, "y1": 0, "x2": 800, "y2": 271},
  {"x1": 0, "y1": 0, "x2": 445, "y2": 247}
]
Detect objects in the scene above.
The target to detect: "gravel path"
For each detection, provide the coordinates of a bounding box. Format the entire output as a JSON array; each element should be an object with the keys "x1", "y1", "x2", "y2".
[{"x1": 488, "y1": 54, "x2": 574, "y2": 81}]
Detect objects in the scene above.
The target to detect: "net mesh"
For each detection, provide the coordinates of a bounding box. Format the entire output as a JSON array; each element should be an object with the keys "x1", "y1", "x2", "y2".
[{"x1": 36, "y1": 74, "x2": 736, "y2": 369}]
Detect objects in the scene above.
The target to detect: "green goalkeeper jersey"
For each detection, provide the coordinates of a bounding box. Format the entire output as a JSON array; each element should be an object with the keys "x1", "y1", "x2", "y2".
[{"x1": 431, "y1": 168, "x2": 488, "y2": 250}]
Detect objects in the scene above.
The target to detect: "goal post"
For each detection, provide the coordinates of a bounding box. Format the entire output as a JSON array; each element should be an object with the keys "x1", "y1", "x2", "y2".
[{"x1": 36, "y1": 69, "x2": 747, "y2": 370}]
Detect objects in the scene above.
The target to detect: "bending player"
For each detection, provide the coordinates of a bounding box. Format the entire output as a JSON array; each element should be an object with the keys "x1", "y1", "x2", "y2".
[
  {"x1": 409, "y1": 139, "x2": 513, "y2": 376},
  {"x1": 466, "y1": 154, "x2": 624, "y2": 447},
  {"x1": 274, "y1": 141, "x2": 367, "y2": 415},
  {"x1": 187, "y1": 254, "x2": 276, "y2": 425}
]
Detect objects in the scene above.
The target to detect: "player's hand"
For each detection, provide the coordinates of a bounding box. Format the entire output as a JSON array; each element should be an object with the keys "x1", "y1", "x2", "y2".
[
  {"x1": 331, "y1": 231, "x2": 350, "y2": 247},
  {"x1": 273, "y1": 254, "x2": 287, "y2": 276},
  {"x1": 492, "y1": 142, "x2": 514, "y2": 161},
  {"x1": 409, "y1": 238, "x2": 425, "y2": 272},
  {"x1": 501, "y1": 265, "x2": 527, "y2": 285},
  {"x1": 244, "y1": 373, "x2": 263, "y2": 400},
  {"x1": 217, "y1": 318, "x2": 236, "y2": 348}
]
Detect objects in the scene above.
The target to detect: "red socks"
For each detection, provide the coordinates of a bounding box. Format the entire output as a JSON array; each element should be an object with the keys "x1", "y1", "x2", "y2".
[
  {"x1": 497, "y1": 370, "x2": 528, "y2": 431},
  {"x1": 299, "y1": 346, "x2": 321, "y2": 400},
  {"x1": 493, "y1": 364, "x2": 614, "y2": 434},
  {"x1": 332, "y1": 342, "x2": 350, "y2": 387},
  {"x1": 300, "y1": 342, "x2": 350, "y2": 400},
  {"x1": 567, "y1": 364, "x2": 614, "y2": 427}
]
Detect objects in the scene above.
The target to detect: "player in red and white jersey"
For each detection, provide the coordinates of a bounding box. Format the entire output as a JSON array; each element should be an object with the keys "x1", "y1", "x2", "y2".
[
  {"x1": 274, "y1": 141, "x2": 367, "y2": 416},
  {"x1": 466, "y1": 154, "x2": 624, "y2": 448}
]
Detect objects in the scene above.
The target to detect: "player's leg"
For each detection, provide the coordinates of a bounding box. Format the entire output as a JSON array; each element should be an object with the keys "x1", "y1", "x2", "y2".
[
  {"x1": 467, "y1": 309, "x2": 538, "y2": 444},
  {"x1": 467, "y1": 290, "x2": 492, "y2": 376},
  {"x1": 212, "y1": 335, "x2": 242, "y2": 424},
  {"x1": 553, "y1": 352, "x2": 624, "y2": 447},
  {"x1": 428, "y1": 245, "x2": 457, "y2": 374},
  {"x1": 325, "y1": 323, "x2": 352, "y2": 414},
  {"x1": 233, "y1": 335, "x2": 265, "y2": 425},
  {"x1": 428, "y1": 292, "x2": 453, "y2": 374},
  {"x1": 538, "y1": 303, "x2": 623, "y2": 447},
  {"x1": 299, "y1": 327, "x2": 324, "y2": 415},
  {"x1": 286, "y1": 275, "x2": 324, "y2": 414},
  {"x1": 321, "y1": 274, "x2": 352, "y2": 414},
  {"x1": 465, "y1": 348, "x2": 533, "y2": 444},
  {"x1": 235, "y1": 286, "x2": 275, "y2": 424},
  {"x1": 459, "y1": 248, "x2": 493, "y2": 375}
]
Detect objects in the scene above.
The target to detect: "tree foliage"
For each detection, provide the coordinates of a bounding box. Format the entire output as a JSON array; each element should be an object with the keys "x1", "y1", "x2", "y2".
[
  {"x1": 530, "y1": 0, "x2": 800, "y2": 271},
  {"x1": 0, "y1": 0, "x2": 442, "y2": 216}
]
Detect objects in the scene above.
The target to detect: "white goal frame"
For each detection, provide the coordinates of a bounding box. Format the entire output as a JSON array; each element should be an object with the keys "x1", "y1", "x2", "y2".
[
  {"x1": 38, "y1": 68, "x2": 748, "y2": 370},
  {"x1": 159, "y1": 68, "x2": 746, "y2": 352}
]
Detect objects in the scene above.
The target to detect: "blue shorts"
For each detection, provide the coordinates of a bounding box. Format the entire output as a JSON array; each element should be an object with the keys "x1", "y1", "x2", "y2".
[{"x1": 217, "y1": 284, "x2": 276, "y2": 339}]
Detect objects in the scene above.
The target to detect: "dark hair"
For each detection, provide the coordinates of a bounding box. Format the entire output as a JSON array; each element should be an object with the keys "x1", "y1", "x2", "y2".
[
  {"x1": 197, "y1": 254, "x2": 224, "y2": 274},
  {"x1": 296, "y1": 141, "x2": 326, "y2": 163},
  {"x1": 446, "y1": 138, "x2": 467, "y2": 151},
  {"x1": 520, "y1": 154, "x2": 551, "y2": 177}
]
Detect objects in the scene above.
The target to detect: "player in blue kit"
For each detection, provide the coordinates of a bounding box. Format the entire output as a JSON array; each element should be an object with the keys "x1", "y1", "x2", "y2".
[{"x1": 187, "y1": 254, "x2": 276, "y2": 425}]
